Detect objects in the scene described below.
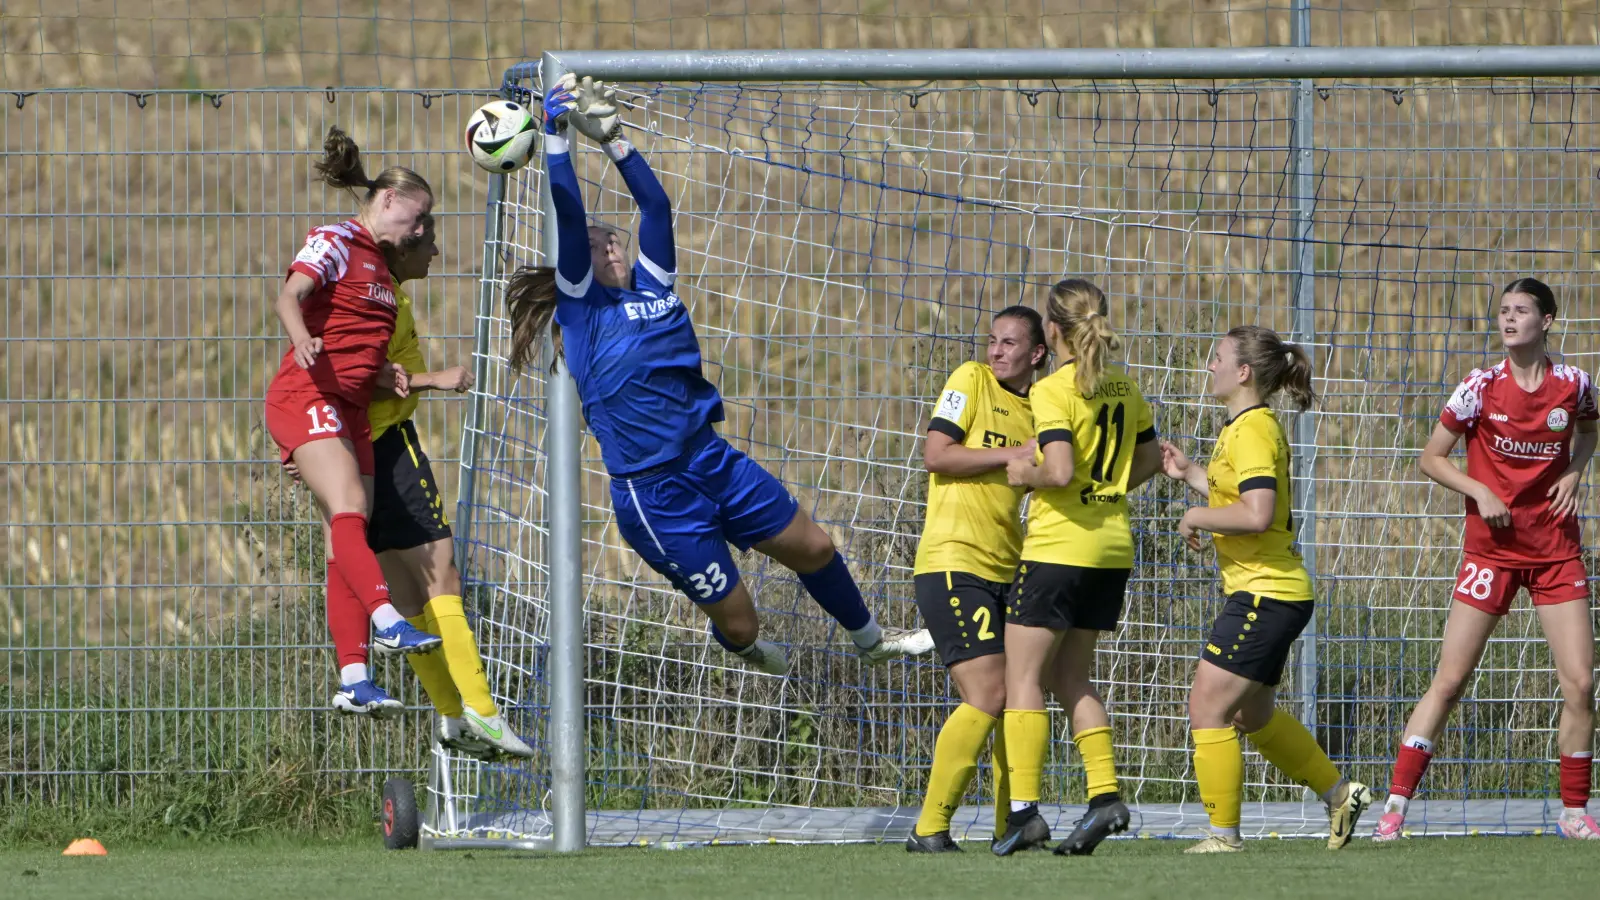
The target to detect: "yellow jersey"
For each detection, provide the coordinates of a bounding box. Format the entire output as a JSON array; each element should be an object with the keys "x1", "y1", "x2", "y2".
[
  {"x1": 1020, "y1": 362, "x2": 1155, "y2": 569},
  {"x1": 914, "y1": 362, "x2": 1035, "y2": 582},
  {"x1": 367, "y1": 282, "x2": 426, "y2": 440},
  {"x1": 1206, "y1": 405, "x2": 1313, "y2": 601}
]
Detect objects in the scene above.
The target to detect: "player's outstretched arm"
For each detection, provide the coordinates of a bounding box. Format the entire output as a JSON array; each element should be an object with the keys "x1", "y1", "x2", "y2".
[
  {"x1": 607, "y1": 141, "x2": 675, "y2": 285},
  {"x1": 542, "y1": 86, "x2": 596, "y2": 297},
  {"x1": 1419, "y1": 421, "x2": 1509, "y2": 526}
]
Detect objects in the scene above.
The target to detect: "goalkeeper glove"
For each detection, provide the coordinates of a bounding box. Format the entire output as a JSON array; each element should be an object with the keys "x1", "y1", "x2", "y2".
[
  {"x1": 541, "y1": 74, "x2": 578, "y2": 135},
  {"x1": 569, "y1": 76, "x2": 623, "y2": 144}
]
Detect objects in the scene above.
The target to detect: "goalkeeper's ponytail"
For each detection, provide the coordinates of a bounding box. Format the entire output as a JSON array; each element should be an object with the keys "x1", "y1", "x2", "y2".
[
  {"x1": 1046, "y1": 278, "x2": 1120, "y2": 398},
  {"x1": 505, "y1": 266, "x2": 563, "y2": 373}
]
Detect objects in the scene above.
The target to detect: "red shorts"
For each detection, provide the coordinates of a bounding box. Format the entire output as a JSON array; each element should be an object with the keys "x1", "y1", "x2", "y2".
[
  {"x1": 264, "y1": 389, "x2": 374, "y2": 476},
  {"x1": 1451, "y1": 554, "x2": 1589, "y2": 616}
]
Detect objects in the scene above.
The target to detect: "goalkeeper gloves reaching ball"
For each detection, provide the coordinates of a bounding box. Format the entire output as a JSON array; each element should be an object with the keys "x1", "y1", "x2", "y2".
[{"x1": 541, "y1": 73, "x2": 622, "y2": 143}]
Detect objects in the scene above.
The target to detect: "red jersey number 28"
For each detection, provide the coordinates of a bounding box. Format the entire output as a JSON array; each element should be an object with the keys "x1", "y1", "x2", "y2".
[{"x1": 306, "y1": 403, "x2": 345, "y2": 436}]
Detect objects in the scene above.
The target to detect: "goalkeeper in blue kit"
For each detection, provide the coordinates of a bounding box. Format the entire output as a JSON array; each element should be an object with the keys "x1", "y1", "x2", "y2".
[{"x1": 502, "y1": 75, "x2": 931, "y2": 674}]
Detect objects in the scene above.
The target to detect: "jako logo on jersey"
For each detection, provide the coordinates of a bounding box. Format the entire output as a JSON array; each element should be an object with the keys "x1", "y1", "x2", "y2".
[
  {"x1": 1489, "y1": 413, "x2": 1509, "y2": 422},
  {"x1": 1491, "y1": 434, "x2": 1562, "y2": 457},
  {"x1": 624, "y1": 295, "x2": 683, "y2": 321},
  {"x1": 363, "y1": 262, "x2": 378, "y2": 271},
  {"x1": 365, "y1": 282, "x2": 397, "y2": 308},
  {"x1": 1548, "y1": 408, "x2": 1570, "y2": 432}
]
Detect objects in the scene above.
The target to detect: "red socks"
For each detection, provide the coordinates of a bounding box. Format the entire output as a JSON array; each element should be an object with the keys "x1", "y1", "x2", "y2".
[
  {"x1": 325, "y1": 559, "x2": 369, "y2": 667},
  {"x1": 329, "y1": 513, "x2": 391, "y2": 614},
  {"x1": 1388, "y1": 741, "x2": 1434, "y2": 801},
  {"x1": 1561, "y1": 753, "x2": 1593, "y2": 810}
]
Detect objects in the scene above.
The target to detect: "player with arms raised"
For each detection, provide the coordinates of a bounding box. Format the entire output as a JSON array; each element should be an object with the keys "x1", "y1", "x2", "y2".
[
  {"x1": 1160, "y1": 326, "x2": 1370, "y2": 853},
  {"x1": 1374, "y1": 278, "x2": 1600, "y2": 840},
  {"x1": 265, "y1": 127, "x2": 442, "y2": 716},
  {"x1": 501, "y1": 76, "x2": 928, "y2": 674},
  {"x1": 993, "y1": 279, "x2": 1162, "y2": 857},
  {"x1": 906, "y1": 307, "x2": 1048, "y2": 853}
]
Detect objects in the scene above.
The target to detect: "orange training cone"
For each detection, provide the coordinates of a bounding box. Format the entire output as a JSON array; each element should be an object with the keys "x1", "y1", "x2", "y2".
[{"x1": 62, "y1": 838, "x2": 107, "y2": 856}]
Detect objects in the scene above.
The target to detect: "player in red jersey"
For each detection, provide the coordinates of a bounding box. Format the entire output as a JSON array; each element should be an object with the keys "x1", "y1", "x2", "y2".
[
  {"x1": 264, "y1": 126, "x2": 443, "y2": 716},
  {"x1": 1374, "y1": 278, "x2": 1599, "y2": 841}
]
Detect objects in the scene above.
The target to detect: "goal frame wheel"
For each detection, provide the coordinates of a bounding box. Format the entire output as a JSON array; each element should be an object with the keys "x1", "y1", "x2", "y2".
[{"x1": 381, "y1": 777, "x2": 420, "y2": 850}]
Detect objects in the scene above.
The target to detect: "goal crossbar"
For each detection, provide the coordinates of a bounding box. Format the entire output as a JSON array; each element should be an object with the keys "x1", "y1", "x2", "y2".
[{"x1": 512, "y1": 46, "x2": 1600, "y2": 84}]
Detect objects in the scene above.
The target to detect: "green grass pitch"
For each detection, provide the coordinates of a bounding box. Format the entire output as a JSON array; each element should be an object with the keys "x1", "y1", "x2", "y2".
[{"x1": 5, "y1": 836, "x2": 1600, "y2": 899}]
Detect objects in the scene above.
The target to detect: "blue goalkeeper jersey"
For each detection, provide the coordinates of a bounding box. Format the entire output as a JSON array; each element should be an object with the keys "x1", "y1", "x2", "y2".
[{"x1": 546, "y1": 135, "x2": 724, "y2": 476}]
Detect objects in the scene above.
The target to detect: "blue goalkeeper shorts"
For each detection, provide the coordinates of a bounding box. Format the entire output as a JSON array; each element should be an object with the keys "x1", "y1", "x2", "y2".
[{"x1": 609, "y1": 427, "x2": 799, "y2": 605}]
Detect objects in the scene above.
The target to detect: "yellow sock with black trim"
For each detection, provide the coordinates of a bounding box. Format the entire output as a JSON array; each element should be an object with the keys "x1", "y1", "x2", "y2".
[
  {"x1": 427, "y1": 595, "x2": 499, "y2": 718},
  {"x1": 1003, "y1": 709, "x2": 1051, "y2": 806},
  {"x1": 914, "y1": 704, "x2": 996, "y2": 837},
  {"x1": 1073, "y1": 725, "x2": 1120, "y2": 800},
  {"x1": 404, "y1": 612, "x2": 464, "y2": 718},
  {"x1": 990, "y1": 715, "x2": 1011, "y2": 839},
  {"x1": 1246, "y1": 708, "x2": 1340, "y2": 796},
  {"x1": 1193, "y1": 726, "x2": 1243, "y2": 829}
]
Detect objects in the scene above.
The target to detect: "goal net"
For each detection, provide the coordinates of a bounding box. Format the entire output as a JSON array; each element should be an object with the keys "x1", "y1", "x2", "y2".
[{"x1": 437, "y1": 73, "x2": 1600, "y2": 846}]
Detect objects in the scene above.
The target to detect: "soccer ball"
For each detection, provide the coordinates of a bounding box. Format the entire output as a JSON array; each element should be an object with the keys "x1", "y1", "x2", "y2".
[{"x1": 464, "y1": 100, "x2": 538, "y2": 173}]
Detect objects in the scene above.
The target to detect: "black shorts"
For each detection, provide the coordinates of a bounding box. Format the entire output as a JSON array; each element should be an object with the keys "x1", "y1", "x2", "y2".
[
  {"x1": 1200, "y1": 592, "x2": 1315, "y2": 686},
  {"x1": 1006, "y1": 561, "x2": 1129, "y2": 632},
  {"x1": 914, "y1": 572, "x2": 1009, "y2": 667},
  {"x1": 368, "y1": 419, "x2": 453, "y2": 554}
]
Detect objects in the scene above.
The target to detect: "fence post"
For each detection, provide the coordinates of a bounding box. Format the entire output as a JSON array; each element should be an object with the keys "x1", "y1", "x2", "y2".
[
  {"x1": 1290, "y1": 0, "x2": 1322, "y2": 733},
  {"x1": 541, "y1": 51, "x2": 588, "y2": 854}
]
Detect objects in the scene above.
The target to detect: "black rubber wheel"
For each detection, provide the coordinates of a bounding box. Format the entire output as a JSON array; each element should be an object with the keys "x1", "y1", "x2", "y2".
[{"x1": 381, "y1": 777, "x2": 419, "y2": 850}]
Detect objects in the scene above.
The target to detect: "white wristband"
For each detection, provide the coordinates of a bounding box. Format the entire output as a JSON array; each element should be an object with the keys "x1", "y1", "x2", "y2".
[
  {"x1": 602, "y1": 139, "x2": 634, "y2": 162},
  {"x1": 543, "y1": 132, "x2": 570, "y2": 155}
]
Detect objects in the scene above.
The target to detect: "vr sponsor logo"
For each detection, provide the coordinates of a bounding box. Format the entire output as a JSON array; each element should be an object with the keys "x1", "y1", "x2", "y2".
[{"x1": 624, "y1": 294, "x2": 683, "y2": 321}]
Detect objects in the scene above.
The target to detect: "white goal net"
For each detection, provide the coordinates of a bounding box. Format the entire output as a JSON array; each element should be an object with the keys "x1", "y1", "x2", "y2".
[{"x1": 436, "y1": 73, "x2": 1600, "y2": 846}]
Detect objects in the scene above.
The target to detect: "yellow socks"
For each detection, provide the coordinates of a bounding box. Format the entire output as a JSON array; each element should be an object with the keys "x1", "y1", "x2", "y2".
[
  {"x1": 427, "y1": 595, "x2": 498, "y2": 718},
  {"x1": 1073, "y1": 725, "x2": 1120, "y2": 801},
  {"x1": 1247, "y1": 709, "x2": 1340, "y2": 796},
  {"x1": 1002, "y1": 709, "x2": 1051, "y2": 807},
  {"x1": 404, "y1": 612, "x2": 463, "y2": 718},
  {"x1": 991, "y1": 715, "x2": 1011, "y2": 839},
  {"x1": 1193, "y1": 726, "x2": 1243, "y2": 829},
  {"x1": 914, "y1": 704, "x2": 996, "y2": 837}
]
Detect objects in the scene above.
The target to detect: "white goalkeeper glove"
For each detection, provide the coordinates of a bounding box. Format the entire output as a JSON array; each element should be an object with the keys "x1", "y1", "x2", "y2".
[{"x1": 568, "y1": 75, "x2": 623, "y2": 145}]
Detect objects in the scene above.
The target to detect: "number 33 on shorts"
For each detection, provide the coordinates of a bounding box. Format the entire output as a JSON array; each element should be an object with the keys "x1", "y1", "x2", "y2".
[{"x1": 688, "y1": 562, "x2": 728, "y2": 599}]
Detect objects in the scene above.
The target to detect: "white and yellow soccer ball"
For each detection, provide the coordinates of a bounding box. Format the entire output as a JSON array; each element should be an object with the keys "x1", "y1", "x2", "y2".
[{"x1": 464, "y1": 99, "x2": 538, "y2": 173}]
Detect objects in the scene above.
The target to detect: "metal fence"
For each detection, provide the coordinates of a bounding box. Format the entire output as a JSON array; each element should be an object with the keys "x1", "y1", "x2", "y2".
[{"x1": 0, "y1": 88, "x2": 497, "y2": 807}]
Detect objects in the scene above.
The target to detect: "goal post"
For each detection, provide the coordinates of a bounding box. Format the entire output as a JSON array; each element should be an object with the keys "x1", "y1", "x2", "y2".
[{"x1": 440, "y1": 46, "x2": 1600, "y2": 852}]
